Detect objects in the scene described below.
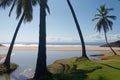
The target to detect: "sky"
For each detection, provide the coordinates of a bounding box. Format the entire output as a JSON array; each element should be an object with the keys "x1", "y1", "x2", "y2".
[{"x1": 0, "y1": 0, "x2": 120, "y2": 43}]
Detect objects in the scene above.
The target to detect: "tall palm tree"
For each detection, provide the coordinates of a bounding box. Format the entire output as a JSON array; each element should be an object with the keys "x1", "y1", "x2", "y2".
[
  {"x1": 0, "y1": 0, "x2": 36, "y2": 71},
  {"x1": 33, "y1": 0, "x2": 51, "y2": 79},
  {"x1": 92, "y1": 4, "x2": 117, "y2": 55},
  {"x1": 67, "y1": 0, "x2": 89, "y2": 59}
]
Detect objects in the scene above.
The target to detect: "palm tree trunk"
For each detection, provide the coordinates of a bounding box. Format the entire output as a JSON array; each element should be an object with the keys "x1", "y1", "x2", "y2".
[
  {"x1": 67, "y1": 0, "x2": 89, "y2": 59},
  {"x1": 104, "y1": 31, "x2": 117, "y2": 55},
  {"x1": 4, "y1": 13, "x2": 24, "y2": 70},
  {"x1": 34, "y1": 1, "x2": 50, "y2": 79}
]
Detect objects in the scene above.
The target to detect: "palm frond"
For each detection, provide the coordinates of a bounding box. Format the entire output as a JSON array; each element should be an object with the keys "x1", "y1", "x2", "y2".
[
  {"x1": 31, "y1": 0, "x2": 37, "y2": 6},
  {"x1": 105, "y1": 18, "x2": 113, "y2": 30},
  {"x1": 95, "y1": 18, "x2": 104, "y2": 32},
  {"x1": 16, "y1": 0, "x2": 22, "y2": 19},
  {"x1": 106, "y1": 15, "x2": 116, "y2": 20},
  {"x1": 23, "y1": 0, "x2": 33, "y2": 22},
  {"x1": 0, "y1": 0, "x2": 13, "y2": 8},
  {"x1": 100, "y1": 4, "x2": 105, "y2": 12},
  {"x1": 92, "y1": 17, "x2": 100, "y2": 21},
  {"x1": 45, "y1": 0, "x2": 50, "y2": 14},
  {"x1": 38, "y1": 0, "x2": 50, "y2": 14},
  {"x1": 103, "y1": 22, "x2": 109, "y2": 33},
  {"x1": 37, "y1": 0, "x2": 41, "y2": 5},
  {"x1": 97, "y1": 8, "x2": 102, "y2": 14},
  {"x1": 9, "y1": 0, "x2": 16, "y2": 17},
  {"x1": 93, "y1": 4, "x2": 116, "y2": 33},
  {"x1": 106, "y1": 8, "x2": 114, "y2": 12},
  {"x1": 46, "y1": 3, "x2": 50, "y2": 14},
  {"x1": 95, "y1": 14, "x2": 102, "y2": 17}
]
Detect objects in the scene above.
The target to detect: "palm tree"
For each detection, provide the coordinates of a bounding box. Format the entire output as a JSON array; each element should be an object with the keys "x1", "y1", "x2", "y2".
[
  {"x1": 33, "y1": 0, "x2": 51, "y2": 79},
  {"x1": 92, "y1": 4, "x2": 117, "y2": 55},
  {"x1": 67, "y1": 0, "x2": 89, "y2": 59},
  {"x1": 0, "y1": 0, "x2": 36, "y2": 71}
]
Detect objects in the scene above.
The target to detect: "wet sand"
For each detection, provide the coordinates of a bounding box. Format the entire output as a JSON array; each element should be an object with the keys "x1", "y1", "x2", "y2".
[{"x1": 0, "y1": 46, "x2": 120, "y2": 51}]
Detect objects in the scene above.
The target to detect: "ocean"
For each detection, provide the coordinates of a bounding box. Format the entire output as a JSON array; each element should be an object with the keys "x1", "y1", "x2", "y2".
[{"x1": 1, "y1": 42, "x2": 105, "y2": 47}]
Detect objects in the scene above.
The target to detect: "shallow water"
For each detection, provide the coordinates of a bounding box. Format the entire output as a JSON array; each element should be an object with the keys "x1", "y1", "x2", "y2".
[{"x1": 0, "y1": 50, "x2": 108, "y2": 80}]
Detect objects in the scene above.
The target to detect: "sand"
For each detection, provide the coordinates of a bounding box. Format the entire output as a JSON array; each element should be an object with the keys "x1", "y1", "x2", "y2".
[
  {"x1": 0, "y1": 46, "x2": 120, "y2": 62},
  {"x1": 0, "y1": 46, "x2": 120, "y2": 51}
]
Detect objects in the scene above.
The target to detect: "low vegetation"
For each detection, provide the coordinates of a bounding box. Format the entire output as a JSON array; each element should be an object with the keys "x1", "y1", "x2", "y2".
[
  {"x1": 0, "y1": 63, "x2": 18, "y2": 74},
  {"x1": 1, "y1": 55, "x2": 118, "y2": 80},
  {"x1": 47, "y1": 55, "x2": 120, "y2": 80}
]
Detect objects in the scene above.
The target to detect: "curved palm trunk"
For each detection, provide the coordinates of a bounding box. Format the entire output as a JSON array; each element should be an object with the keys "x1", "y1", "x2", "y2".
[
  {"x1": 4, "y1": 13, "x2": 24, "y2": 70},
  {"x1": 104, "y1": 32, "x2": 117, "y2": 55},
  {"x1": 67, "y1": 0, "x2": 89, "y2": 59},
  {"x1": 34, "y1": 1, "x2": 50, "y2": 79}
]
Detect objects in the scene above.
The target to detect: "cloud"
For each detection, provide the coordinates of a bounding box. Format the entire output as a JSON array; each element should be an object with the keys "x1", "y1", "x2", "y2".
[
  {"x1": 85, "y1": 33, "x2": 120, "y2": 42},
  {"x1": 107, "y1": 34, "x2": 120, "y2": 41},
  {"x1": 46, "y1": 34, "x2": 120, "y2": 42},
  {"x1": 47, "y1": 36, "x2": 79, "y2": 42},
  {"x1": 85, "y1": 33, "x2": 104, "y2": 42}
]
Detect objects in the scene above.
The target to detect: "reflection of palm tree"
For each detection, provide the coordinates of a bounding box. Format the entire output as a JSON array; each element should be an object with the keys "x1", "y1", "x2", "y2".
[
  {"x1": 67, "y1": 0, "x2": 89, "y2": 59},
  {"x1": 92, "y1": 4, "x2": 117, "y2": 55},
  {"x1": 0, "y1": 0, "x2": 36, "y2": 71},
  {"x1": 33, "y1": 0, "x2": 51, "y2": 79},
  {"x1": 4, "y1": 74, "x2": 10, "y2": 80}
]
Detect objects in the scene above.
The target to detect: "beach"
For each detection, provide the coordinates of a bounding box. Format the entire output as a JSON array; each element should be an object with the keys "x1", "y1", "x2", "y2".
[
  {"x1": 0, "y1": 46, "x2": 120, "y2": 51},
  {"x1": 0, "y1": 46, "x2": 120, "y2": 80},
  {"x1": 0, "y1": 46, "x2": 120, "y2": 64}
]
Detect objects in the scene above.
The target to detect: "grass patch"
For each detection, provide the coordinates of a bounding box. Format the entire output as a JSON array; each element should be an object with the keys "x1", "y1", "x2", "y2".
[
  {"x1": 48, "y1": 55, "x2": 120, "y2": 80},
  {"x1": 0, "y1": 63, "x2": 18, "y2": 74}
]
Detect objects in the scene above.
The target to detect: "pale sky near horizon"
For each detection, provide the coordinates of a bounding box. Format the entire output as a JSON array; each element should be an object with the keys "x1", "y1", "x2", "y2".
[{"x1": 0, "y1": 0, "x2": 120, "y2": 43}]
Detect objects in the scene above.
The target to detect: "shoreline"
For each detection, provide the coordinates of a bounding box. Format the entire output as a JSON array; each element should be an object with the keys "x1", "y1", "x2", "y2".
[
  {"x1": 0, "y1": 46, "x2": 120, "y2": 63},
  {"x1": 0, "y1": 46, "x2": 120, "y2": 51}
]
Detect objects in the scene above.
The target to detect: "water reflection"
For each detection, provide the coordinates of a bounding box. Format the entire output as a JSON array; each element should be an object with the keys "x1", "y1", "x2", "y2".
[
  {"x1": 1, "y1": 68, "x2": 34, "y2": 80},
  {"x1": 4, "y1": 74, "x2": 10, "y2": 80}
]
